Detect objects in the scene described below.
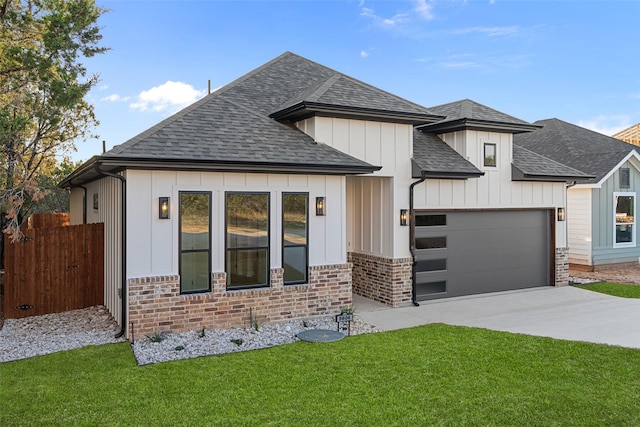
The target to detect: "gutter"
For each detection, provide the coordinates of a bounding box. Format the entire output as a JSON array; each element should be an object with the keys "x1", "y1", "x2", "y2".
[
  {"x1": 93, "y1": 164, "x2": 127, "y2": 339},
  {"x1": 409, "y1": 172, "x2": 428, "y2": 307}
]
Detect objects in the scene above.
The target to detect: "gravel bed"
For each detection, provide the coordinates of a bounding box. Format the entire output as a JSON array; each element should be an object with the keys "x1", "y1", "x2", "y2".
[
  {"x1": 0, "y1": 306, "x2": 125, "y2": 363},
  {"x1": 0, "y1": 306, "x2": 383, "y2": 365},
  {"x1": 132, "y1": 316, "x2": 383, "y2": 365}
]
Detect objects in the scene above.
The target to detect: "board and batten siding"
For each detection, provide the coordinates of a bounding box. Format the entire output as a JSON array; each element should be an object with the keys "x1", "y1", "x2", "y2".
[
  {"x1": 589, "y1": 161, "x2": 640, "y2": 265},
  {"x1": 567, "y1": 188, "x2": 592, "y2": 265},
  {"x1": 70, "y1": 175, "x2": 123, "y2": 326},
  {"x1": 297, "y1": 117, "x2": 413, "y2": 258},
  {"x1": 125, "y1": 170, "x2": 347, "y2": 279}
]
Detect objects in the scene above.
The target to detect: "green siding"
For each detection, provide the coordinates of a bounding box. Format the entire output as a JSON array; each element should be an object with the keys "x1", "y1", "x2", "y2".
[{"x1": 591, "y1": 161, "x2": 640, "y2": 265}]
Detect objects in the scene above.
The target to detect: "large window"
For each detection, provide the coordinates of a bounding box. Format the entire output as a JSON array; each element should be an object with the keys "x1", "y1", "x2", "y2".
[
  {"x1": 226, "y1": 193, "x2": 270, "y2": 289},
  {"x1": 179, "y1": 192, "x2": 211, "y2": 293},
  {"x1": 283, "y1": 193, "x2": 308, "y2": 284},
  {"x1": 614, "y1": 192, "x2": 635, "y2": 247}
]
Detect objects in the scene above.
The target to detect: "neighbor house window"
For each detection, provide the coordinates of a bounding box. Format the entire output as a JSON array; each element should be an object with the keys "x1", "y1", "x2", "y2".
[
  {"x1": 179, "y1": 192, "x2": 212, "y2": 293},
  {"x1": 283, "y1": 193, "x2": 308, "y2": 284},
  {"x1": 614, "y1": 192, "x2": 635, "y2": 247},
  {"x1": 483, "y1": 143, "x2": 497, "y2": 167},
  {"x1": 620, "y1": 168, "x2": 631, "y2": 188},
  {"x1": 226, "y1": 192, "x2": 270, "y2": 288}
]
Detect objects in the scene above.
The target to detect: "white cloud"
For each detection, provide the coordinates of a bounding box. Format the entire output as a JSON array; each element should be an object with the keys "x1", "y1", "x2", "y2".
[
  {"x1": 99, "y1": 84, "x2": 109, "y2": 91},
  {"x1": 360, "y1": 50, "x2": 370, "y2": 58},
  {"x1": 129, "y1": 81, "x2": 206, "y2": 113},
  {"x1": 101, "y1": 93, "x2": 130, "y2": 102},
  {"x1": 578, "y1": 115, "x2": 633, "y2": 137},
  {"x1": 360, "y1": 0, "x2": 433, "y2": 32},
  {"x1": 413, "y1": 0, "x2": 434, "y2": 20},
  {"x1": 453, "y1": 26, "x2": 520, "y2": 37}
]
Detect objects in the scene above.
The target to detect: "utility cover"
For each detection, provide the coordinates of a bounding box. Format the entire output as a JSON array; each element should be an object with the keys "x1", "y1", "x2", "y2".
[{"x1": 297, "y1": 329, "x2": 345, "y2": 343}]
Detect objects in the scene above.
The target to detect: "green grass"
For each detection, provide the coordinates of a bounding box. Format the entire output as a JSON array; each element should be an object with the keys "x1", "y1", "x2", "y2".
[
  {"x1": 2, "y1": 324, "x2": 640, "y2": 426},
  {"x1": 576, "y1": 281, "x2": 640, "y2": 298}
]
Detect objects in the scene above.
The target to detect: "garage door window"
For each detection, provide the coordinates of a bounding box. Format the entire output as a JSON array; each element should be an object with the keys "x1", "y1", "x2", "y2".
[
  {"x1": 416, "y1": 214, "x2": 446, "y2": 227},
  {"x1": 614, "y1": 192, "x2": 635, "y2": 247}
]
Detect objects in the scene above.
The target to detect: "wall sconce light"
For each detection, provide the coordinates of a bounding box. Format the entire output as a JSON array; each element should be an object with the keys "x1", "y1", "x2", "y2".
[
  {"x1": 400, "y1": 209, "x2": 408, "y2": 226},
  {"x1": 316, "y1": 197, "x2": 325, "y2": 216},
  {"x1": 557, "y1": 207, "x2": 565, "y2": 222},
  {"x1": 159, "y1": 197, "x2": 170, "y2": 219}
]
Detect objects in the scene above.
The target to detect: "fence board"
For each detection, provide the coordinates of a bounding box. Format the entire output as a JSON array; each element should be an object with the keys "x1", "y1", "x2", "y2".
[
  {"x1": 3, "y1": 223, "x2": 104, "y2": 319},
  {"x1": 27, "y1": 213, "x2": 70, "y2": 229}
]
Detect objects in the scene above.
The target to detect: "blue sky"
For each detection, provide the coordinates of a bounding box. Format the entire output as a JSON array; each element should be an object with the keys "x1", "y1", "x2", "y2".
[{"x1": 72, "y1": 0, "x2": 640, "y2": 163}]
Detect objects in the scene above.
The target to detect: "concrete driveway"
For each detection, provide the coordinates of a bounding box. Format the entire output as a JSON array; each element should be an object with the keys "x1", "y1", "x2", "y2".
[{"x1": 354, "y1": 286, "x2": 640, "y2": 349}]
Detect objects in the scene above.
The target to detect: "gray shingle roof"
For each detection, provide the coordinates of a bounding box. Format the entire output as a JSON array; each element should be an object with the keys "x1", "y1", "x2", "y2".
[
  {"x1": 514, "y1": 118, "x2": 638, "y2": 183},
  {"x1": 419, "y1": 99, "x2": 540, "y2": 134},
  {"x1": 512, "y1": 145, "x2": 593, "y2": 181},
  {"x1": 412, "y1": 130, "x2": 483, "y2": 178}
]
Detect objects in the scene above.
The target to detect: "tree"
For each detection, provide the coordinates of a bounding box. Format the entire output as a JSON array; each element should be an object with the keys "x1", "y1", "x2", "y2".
[{"x1": 0, "y1": 0, "x2": 107, "y2": 241}]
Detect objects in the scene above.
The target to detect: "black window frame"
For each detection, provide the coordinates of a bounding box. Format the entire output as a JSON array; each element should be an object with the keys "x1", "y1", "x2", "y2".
[
  {"x1": 225, "y1": 191, "x2": 271, "y2": 290},
  {"x1": 282, "y1": 192, "x2": 309, "y2": 285},
  {"x1": 179, "y1": 191, "x2": 212, "y2": 294},
  {"x1": 483, "y1": 143, "x2": 497, "y2": 167}
]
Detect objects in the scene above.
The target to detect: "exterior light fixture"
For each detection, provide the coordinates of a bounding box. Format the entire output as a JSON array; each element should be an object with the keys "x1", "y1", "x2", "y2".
[
  {"x1": 159, "y1": 197, "x2": 170, "y2": 219},
  {"x1": 400, "y1": 209, "x2": 408, "y2": 226},
  {"x1": 316, "y1": 197, "x2": 325, "y2": 216},
  {"x1": 557, "y1": 207, "x2": 566, "y2": 222}
]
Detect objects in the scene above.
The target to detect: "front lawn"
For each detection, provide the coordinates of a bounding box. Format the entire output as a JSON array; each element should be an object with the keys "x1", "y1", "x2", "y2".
[
  {"x1": 576, "y1": 281, "x2": 640, "y2": 298},
  {"x1": 2, "y1": 324, "x2": 640, "y2": 426}
]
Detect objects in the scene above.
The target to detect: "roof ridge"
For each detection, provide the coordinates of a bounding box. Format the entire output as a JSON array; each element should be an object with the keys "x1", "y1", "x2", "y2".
[{"x1": 307, "y1": 74, "x2": 341, "y2": 101}]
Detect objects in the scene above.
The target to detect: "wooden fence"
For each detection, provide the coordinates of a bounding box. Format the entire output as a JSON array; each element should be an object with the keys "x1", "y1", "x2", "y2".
[{"x1": 3, "y1": 221, "x2": 104, "y2": 319}]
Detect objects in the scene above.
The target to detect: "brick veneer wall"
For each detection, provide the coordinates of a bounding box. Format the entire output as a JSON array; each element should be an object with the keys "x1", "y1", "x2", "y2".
[
  {"x1": 127, "y1": 264, "x2": 352, "y2": 339},
  {"x1": 349, "y1": 252, "x2": 412, "y2": 307},
  {"x1": 555, "y1": 247, "x2": 569, "y2": 286}
]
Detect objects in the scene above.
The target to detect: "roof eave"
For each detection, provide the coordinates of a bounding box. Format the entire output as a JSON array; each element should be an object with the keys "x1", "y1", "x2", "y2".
[
  {"x1": 418, "y1": 118, "x2": 542, "y2": 134},
  {"x1": 270, "y1": 101, "x2": 445, "y2": 126},
  {"x1": 59, "y1": 156, "x2": 381, "y2": 187},
  {"x1": 511, "y1": 164, "x2": 594, "y2": 183}
]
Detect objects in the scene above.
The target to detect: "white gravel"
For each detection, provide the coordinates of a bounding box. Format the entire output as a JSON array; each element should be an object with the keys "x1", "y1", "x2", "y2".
[
  {"x1": 0, "y1": 306, "x2": 384, "y2": 365},
  {"x1": 0, "y1": 306, "x2": 125, "y2": 363}
]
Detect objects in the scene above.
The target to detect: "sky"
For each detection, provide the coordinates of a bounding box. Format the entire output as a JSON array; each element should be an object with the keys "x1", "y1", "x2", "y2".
[{"x1": 70, "y1": 0, "x2": 640, "y2": 163}]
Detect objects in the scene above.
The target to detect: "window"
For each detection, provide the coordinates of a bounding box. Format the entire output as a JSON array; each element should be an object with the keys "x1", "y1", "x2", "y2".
[
  {"x1": 484, "y1": 143, "x2": 497, "y2": 167},
  {"x1": 620, "y1": 168, "x2": 631, "y2": 188},
  {"x1": 415, "y1": 214, "x2": 446, "y2": 227},
  {"x1": 283, "y1": 193, "x2": 308, "y2": 284},
  {"x1": 614, "y1": 192, "x2": 635, "y2": 247},
  {"x1": 179, "y1": 192, "x2": 211, "y2": 293},
  {"x1": 226, "y1": 193, "x2": 269, "y2": 288}
]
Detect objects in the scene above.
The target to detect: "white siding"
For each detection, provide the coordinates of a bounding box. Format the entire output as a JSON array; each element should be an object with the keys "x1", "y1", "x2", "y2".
[
  {"x1": 567, "y1": 188, "x2": 592, "y2": 265},
  {"x1": 69, "y1": 189, "x2": 84, "y2": 225},
  {"x1": 80, "y1": 175, "x2": 122, "y2": 326},
  {"x1": 125, "y1": 171, "x2": 347, "y2": 278}
]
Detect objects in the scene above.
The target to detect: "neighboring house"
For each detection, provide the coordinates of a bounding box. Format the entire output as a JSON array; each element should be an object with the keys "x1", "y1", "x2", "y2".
[
  {"x1": 613, "y1": 123, "x2": 640, "y2": 146},
  {"x1": 515, "y1": 118, "x2": 640, "y2": 269},
  {"x1": 60, "y1": 53, "x2": 588, "y2": 338}
]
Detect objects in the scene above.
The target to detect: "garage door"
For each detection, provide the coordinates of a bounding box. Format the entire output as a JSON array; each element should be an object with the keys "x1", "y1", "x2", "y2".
[{"x1": 414, "y1": 210, "x2": 551, "y2": 301}]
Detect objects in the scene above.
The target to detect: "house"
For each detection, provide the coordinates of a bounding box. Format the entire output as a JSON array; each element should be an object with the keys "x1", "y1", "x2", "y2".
[
  {"x1": 613, "y1": 123, "x2": 640, "y2": 146},
  {"x1": 515, "y1": 118, "x2": 640, "y2": 269},
  {"x1": 60, "y1": 53, "x2": 588, "y2": 338}
]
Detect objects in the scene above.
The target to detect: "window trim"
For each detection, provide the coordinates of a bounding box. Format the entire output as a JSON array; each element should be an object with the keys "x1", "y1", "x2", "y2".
[
  {"x1": 179, "y1": 191, "x2": 212, "y2": 294},
  {"x1": 282, "y1": 192, "x2": 309, "y2": 285},
  {"x1": 613, "y1": 191, "x2": 636, "y2": 248},
  {"x1": 225, "y1": 191, "x2": 271, "y2": 290},
  {"x1": 483, "y1": 143, "x2": 497, "y2": 168}
]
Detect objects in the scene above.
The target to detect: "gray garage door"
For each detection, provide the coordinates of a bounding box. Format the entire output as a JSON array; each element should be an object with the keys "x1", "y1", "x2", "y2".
[{"x1": 414, "y1": 210, "x2": 551, "y2": 301}]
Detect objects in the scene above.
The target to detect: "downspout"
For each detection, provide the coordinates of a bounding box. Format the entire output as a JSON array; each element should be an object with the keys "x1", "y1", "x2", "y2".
[
  {"x1": 94, "y1": 164, "x2": 127, "y2": 339},
  {"x1": 79, "y1": 186, "x2": 88, "y2": 224},
  {"x1": 409, "y1": 172, "x2": 428, "y2": 306}
]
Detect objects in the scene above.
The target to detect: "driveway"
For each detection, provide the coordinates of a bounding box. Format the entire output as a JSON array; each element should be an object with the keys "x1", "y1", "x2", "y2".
[{"x1": 354, "y1": 286, "x2": 640, "y2": 349}]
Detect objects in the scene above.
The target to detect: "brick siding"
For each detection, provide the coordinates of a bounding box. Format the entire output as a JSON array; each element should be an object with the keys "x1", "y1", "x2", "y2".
[
  {"x1": 555, "y1": 247, "x2": 569, "y2": 286},
  {"x1": 127, "y1": 264, "x2": 352, "y2": 339},
  {"x1": 349, "y1": 252, "x2": 412, "y2": 307}
]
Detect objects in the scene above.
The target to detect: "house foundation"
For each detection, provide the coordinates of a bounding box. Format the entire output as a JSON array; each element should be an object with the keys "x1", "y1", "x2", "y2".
[{"x1": 127, "y1": 264, "x2": 352, "y2": 339}]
